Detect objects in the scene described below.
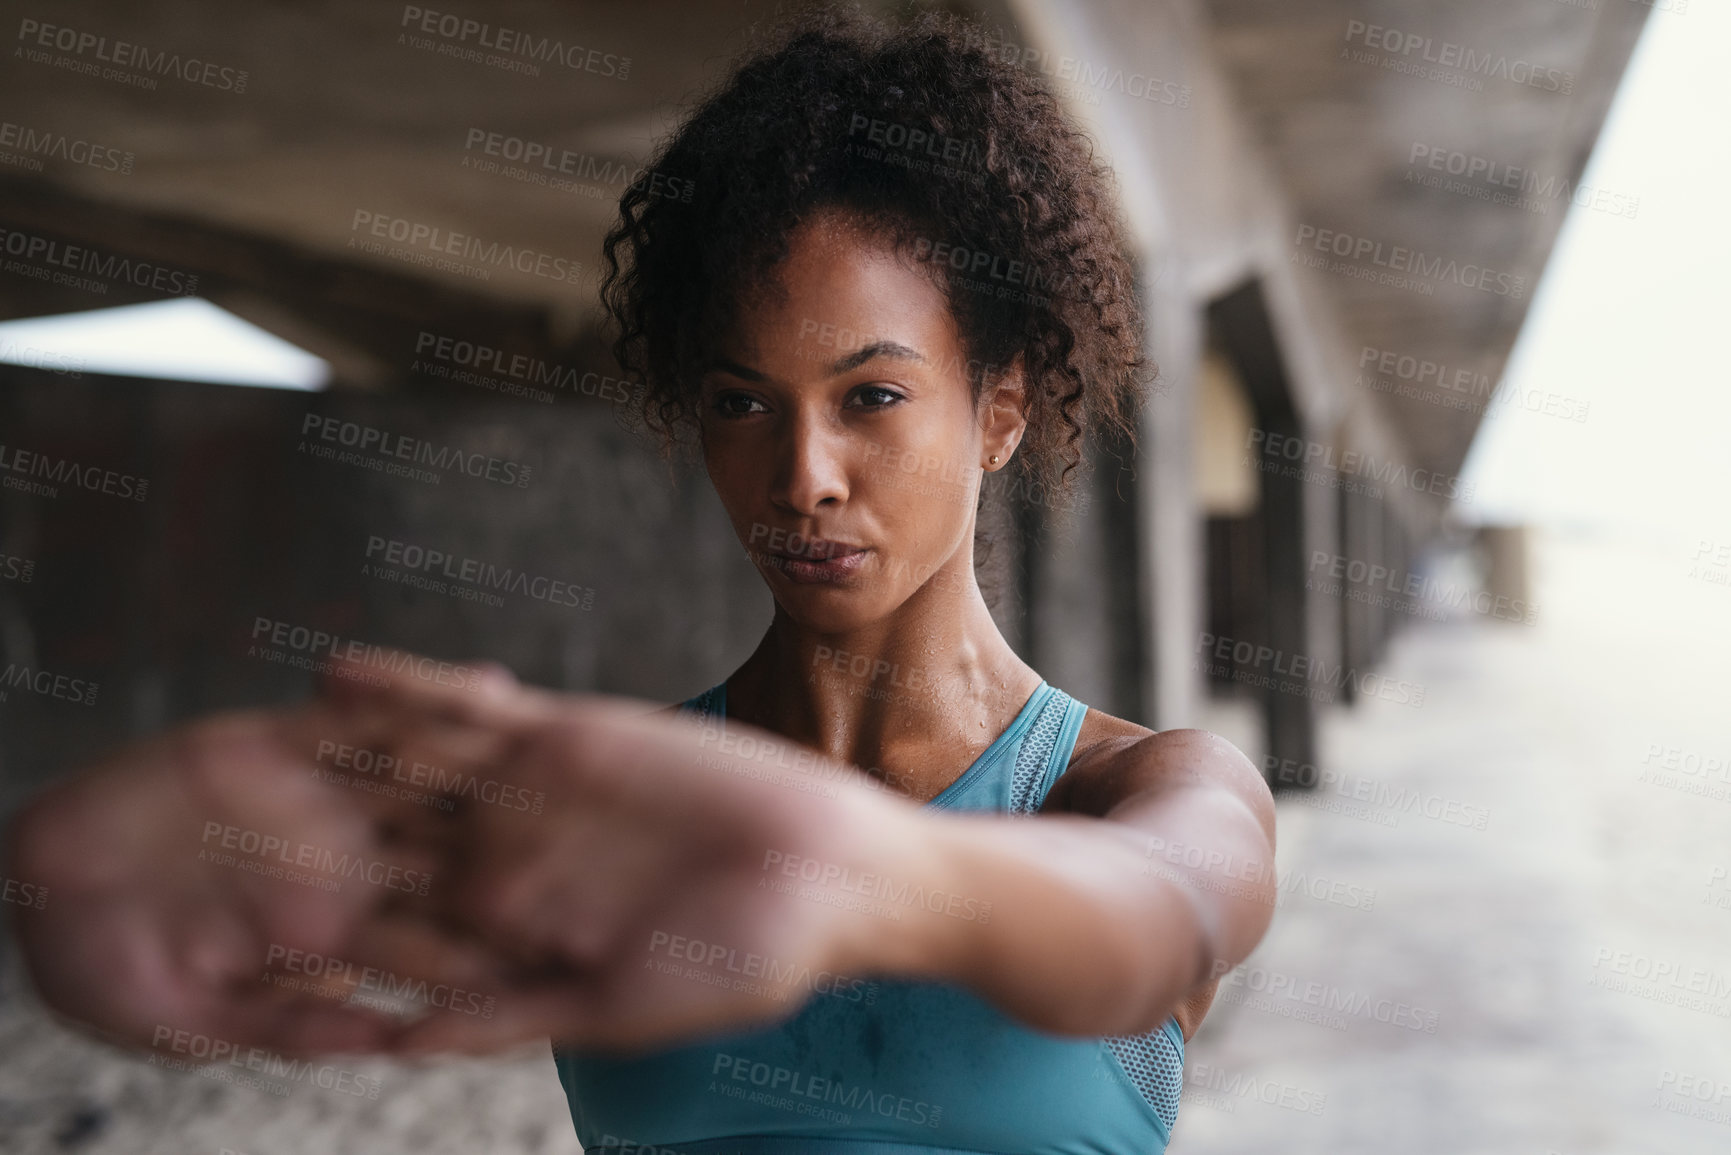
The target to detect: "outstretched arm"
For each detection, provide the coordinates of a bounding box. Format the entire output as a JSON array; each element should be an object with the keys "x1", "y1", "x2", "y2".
[
  {"x1": 857, "y1": 729, "x2": 1277, "y2": 1038},
  {"x1": 4, "y1": 659, "x2": 1274, "y2": 1057},
  {"x1": 357, "y1": 678, "x2": 1277, "y2": 1052}
]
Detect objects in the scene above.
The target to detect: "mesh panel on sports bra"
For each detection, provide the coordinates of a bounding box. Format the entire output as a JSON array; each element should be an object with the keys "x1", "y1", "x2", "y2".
[
  {"x1": 1008, "y1": 688, "x2": 1070, "y2": 814},
  {"x1": 1104, "y1": 1027, "x2": 1185, "y2": 1134}
]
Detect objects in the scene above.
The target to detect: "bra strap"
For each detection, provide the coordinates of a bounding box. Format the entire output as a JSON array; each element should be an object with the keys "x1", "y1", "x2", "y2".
[
  {"x1": 1008, "y1": 687, "x2": 1072, "y2": 814},
  {"x1": 680, "y1": 682, "x2": 725, "y2": 721}
]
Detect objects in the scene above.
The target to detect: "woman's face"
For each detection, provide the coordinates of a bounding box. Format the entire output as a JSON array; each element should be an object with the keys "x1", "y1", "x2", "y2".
[{"x1": 698, "y1": 209, "x2": 1024, "y2": 634}]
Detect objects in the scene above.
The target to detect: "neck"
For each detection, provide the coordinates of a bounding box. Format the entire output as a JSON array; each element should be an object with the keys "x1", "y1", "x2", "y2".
[{"x1": 727, "y1": 563, "x2": 1041, "y2": 795}]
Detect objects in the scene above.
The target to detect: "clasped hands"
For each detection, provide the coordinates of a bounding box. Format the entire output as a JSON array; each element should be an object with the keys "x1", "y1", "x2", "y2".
[{"x1": 3, "y1": 657, "x2": 946, "y2": 1062}]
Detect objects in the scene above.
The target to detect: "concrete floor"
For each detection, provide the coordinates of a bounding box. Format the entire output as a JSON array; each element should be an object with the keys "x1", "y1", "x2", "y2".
[
  {"x1": 0, "y1": 951, "x2": 583, "y2": 1155},
  {"x1": 1176, "y1": 528, "x2": 1731, "y2": 1155},
  {"x1": 2, "y1": 529, "x2": 1726, "y2": 1154}
]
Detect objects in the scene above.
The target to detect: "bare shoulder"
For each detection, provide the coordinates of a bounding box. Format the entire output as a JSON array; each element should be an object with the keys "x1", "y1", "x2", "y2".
[
  {"x1": 1073, "y1": 705, "x2": 1155, "y2": 760},
  {"x1": 1047, "y1": 707, "x2": 1272, "y2": 834},
  {"x1": 1043, "y1": 706, "x2": 1146, "y2": 815}
]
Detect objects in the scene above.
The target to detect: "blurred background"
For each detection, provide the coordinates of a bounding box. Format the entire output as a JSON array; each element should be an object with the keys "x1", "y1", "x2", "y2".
[{"x1": 1, "y1": 0, "x2": 1726, "y2": 1152}]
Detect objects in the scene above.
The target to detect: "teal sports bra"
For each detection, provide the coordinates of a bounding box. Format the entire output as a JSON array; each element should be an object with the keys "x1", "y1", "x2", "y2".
[{"x1": 553, "y1": 679, "x2": 1186, "y2": 1155}]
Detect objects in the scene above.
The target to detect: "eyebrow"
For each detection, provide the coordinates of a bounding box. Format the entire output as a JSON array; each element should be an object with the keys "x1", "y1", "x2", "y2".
[
  {"x1": 826, "y1": 340, "x2": 927, "y2": 376},
  {"x1": 708, "y1": 357, "x2": 766, "y2": 382},
  {"x1": 705, "y1": 340, "x2": 928, "y2": 384}
]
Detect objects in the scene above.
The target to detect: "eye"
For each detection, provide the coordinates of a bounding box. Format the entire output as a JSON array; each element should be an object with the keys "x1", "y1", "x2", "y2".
[
  {"x1": 846, "y1": 385, "x2": 906, "y2": 410},
  {"x1": 712, "y1": 391, "x2": 769, "y2": 418}
]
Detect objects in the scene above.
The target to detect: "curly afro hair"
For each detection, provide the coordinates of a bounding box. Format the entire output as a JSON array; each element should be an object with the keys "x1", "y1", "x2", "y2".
[{"x1": 600, "y1": 6, "x2": 1151, "y2": 501}]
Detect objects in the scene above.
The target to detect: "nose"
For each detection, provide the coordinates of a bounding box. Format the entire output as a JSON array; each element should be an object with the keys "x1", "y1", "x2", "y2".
[{"x1": 768, "y1": 408, "x2": 849, "y2": 515}]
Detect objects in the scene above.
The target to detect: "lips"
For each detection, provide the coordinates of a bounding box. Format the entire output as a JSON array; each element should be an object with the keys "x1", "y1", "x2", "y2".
[
  {"x1": 762, "y1": 538, "x2": 871, "y2": 584},
  {"x1": 769, "y1": 538, "x2": 865, "y2": 563}
]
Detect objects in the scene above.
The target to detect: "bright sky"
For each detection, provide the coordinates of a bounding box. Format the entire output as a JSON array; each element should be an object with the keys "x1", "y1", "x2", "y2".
[
  {"x1": 1459, "y1": 1, "x2": 1731, "y2": 548},
  {"x1": 0, "y1": 297, "x2": 330, "y2": 390}
]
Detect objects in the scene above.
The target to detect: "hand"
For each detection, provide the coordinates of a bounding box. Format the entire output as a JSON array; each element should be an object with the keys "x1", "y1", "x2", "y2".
[
  {"x1": 4, "y1": 659, "x2": 952, "y2": 1061},
  {"x1": 1, "y1": 665, "x2": 523, "y2": 1059},
  {"x1": 343, "y1": 672, "x2": 940, "y2": 1056}
]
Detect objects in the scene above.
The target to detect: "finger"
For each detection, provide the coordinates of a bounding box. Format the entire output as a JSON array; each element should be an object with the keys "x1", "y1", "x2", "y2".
[
  {"x1": 199, "y1": 701, "x2": 449, "y2": 842},
  {"x1": 384, "y1": 985, "x2": 596, "y2": 1056},
  {"x1": 470, "y1": 809, "x2": 700, "y2": 969},
  {"x1": 308, "y1": 673, "x2": 561, "y2": 832},
  {"x1": 381, "y1": 717, "x2": 529, "y2": 818},
  {"x1": 319, "y1": 650, "x2": 536, "y2": 728},
  {"x1": 245, "y1": 911, "x2": 503, "y2": 1035},
  {"x1": 22, "y1": 896, "x2": 398, "y2": 1060},
  {"x1": 223, "y1": 992, "x2": 406, "y2": 1058},
  {"x1": 340, "y1": 912, "x2": 516, "y2": 1005},
  {"x1": 272, "y1": 701, "x2": 475, "y2": 839},
  {"x1": 386, "y1": 963, "x2": 804, "y2": 1056}
]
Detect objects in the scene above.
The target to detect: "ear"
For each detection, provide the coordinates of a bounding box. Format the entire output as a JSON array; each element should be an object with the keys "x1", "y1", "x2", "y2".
[{"x1": 978, "y1": 355, "x2": 1028, "y2": 472}]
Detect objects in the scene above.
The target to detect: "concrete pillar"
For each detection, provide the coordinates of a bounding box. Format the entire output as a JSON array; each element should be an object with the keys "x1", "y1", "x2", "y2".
[{"x1": 1141, "y1": 261, "x2": 1204, "y2": 732}]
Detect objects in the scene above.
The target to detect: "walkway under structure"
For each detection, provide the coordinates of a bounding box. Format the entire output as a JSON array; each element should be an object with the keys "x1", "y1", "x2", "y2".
[{"x1": 1176, "y1": 528, "x2": 1731, "y2": 1155}]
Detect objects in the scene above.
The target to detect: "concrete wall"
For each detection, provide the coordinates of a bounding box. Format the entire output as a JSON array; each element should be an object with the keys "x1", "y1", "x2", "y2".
[{"x1": 0, "y1": 367, "x2": 771, "y2": 809}]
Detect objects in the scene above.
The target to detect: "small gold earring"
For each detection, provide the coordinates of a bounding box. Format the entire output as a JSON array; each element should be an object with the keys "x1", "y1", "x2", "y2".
[{"x1": 988, "y1": 455, "x2": 999, "y2": 465}]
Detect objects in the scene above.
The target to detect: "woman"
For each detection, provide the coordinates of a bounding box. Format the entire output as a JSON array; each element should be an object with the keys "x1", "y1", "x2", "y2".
[
  {"x1": 2, "y1": 10, "x2": 1276, "y2": 1155},
  {"x1": 547, "y1": 11, "x2": 1276, "y2": 1155}
]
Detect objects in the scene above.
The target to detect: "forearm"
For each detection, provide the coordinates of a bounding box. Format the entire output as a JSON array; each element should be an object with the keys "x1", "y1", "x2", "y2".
[{"x1": 842, "y1": 788, "x2": 1274, "y2": 1037}]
